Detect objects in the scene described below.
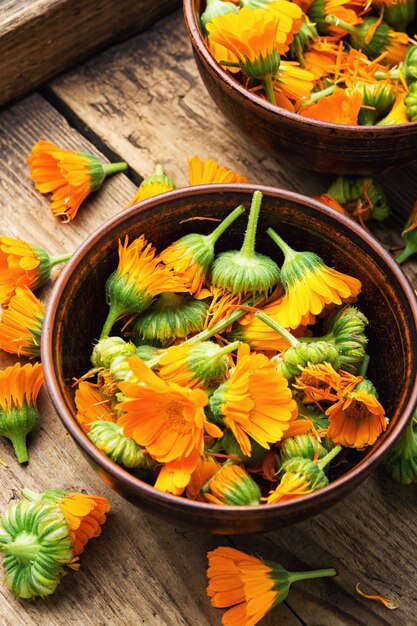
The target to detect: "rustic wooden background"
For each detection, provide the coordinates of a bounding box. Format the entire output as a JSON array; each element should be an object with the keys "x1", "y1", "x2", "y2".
[{"x1": 0, "y1": 7, "x2": 416, "y2": 626}]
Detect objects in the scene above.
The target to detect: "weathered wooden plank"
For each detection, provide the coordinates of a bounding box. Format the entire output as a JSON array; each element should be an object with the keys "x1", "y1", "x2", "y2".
[
  {"x1": 0, "y1": 0, "x2": 180, "y2": 106},
  {"x1": 0, "y1": 93, "x2": 304, "y2": 626}
]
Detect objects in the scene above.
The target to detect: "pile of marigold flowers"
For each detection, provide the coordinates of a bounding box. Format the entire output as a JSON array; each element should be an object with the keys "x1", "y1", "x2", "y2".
[
  {"x1": 201, "y1": 0, "x2": 417, "y2": 125},
  {"x1": 71, "y1": 189, "x2": 392, "y2": 503}
]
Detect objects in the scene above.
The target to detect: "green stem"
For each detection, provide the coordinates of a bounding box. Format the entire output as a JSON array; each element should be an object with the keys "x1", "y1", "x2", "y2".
[
  {"x1": 358, "y1": 354, "x2": 370, "y2": 378},
  {"x1": 325, "y1": 15, "x2": 355, "y2": 33},
  {"x1": 50, "y1": 252, "x2": 72, "y2": 267},
  {"x1": 396, "y1": 244, "x2": 415, "y2": 264},
  {"x1": 215, "y1": 340, "x2": 241, "y2": 357},
  {"x1": 10, "y1": 434, "x2": 29, "y2": 464},
  {"x1": 219, "y1": 60, "x2": 241, "y2": 68},
  {"x1": 206, "y1": 205, "x2": 246, "y2": 246},
  {"x1": 262, "y1": 76, "x2": 276, "y2": 105},
  {"x1": 299, "y1": 84, "x2": 336, "y2": 107},
  {"x1": 317, "y1": 445, "x2": 342, "y2": 470},
  {"x1": 288, "y1": 568, "x2": 338, "y2": 584},
  {"x1": 100, "y1": 305, "x2": 124, "y2": 340},
  {"x1": 102, "y1": 162, "x2": 128, "y2": 178},
  {"x1": 185, "y1": 295, "x2": 264, "y2": 344},
  {"x1": 254, "y1": 311, "x2": 299, "y2": 347},
  {"x1": 374, "y1": 69, "x2": 394, "y2": 81},
  {"x1": 154, "y1": 164, "x2": 164, "y2": 177},
  {"x1": 240, "y1": 191, "x2": 263, "y2": 257},
  {"x1": 267, "y1": 228, "x2": 296, "y2": 259}
]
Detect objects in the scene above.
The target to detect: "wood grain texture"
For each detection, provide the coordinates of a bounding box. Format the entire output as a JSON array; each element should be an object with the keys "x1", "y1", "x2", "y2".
[
  {"x1": 0, "y1": 0, "x2": 180, "y2": 106},
  {"x1": 0, "y1": 10, "x2": 416, "y2": 625}
]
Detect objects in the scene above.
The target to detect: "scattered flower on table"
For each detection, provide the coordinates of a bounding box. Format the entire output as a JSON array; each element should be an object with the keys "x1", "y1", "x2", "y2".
[{"x1": 0, "y1": 286, "x2": 44, "y2": 357}]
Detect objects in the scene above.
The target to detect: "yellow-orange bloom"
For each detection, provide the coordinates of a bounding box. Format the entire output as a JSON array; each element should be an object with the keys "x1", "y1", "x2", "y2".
[
  {"x1": 275, "y1": 61, "x2": 315, "y2": 100},
  {"x1": 266, "y1": 471, "x2": 313, "y2": 503},
  {"x1": 294, "y1": 362, "x2": 361, "y2": 405},
  {"x1": 186, "y1": 455, "x2": 221, "y2": 500},
  {"x1": 0, "y1": 236, "x2": 52, "y2": 306},
  {"x1": 378, "y1": 92, "x2": 410, "y2": 125},
  {"x1": 204, "y1": 463, "x2": 261, "y2": 505},
  {"x1": 267, "y1": 1, "x2": 304, "y2": 55},
  {"x1": 188, "y1": 156, "x2": 248, "y2": 185},
  {"x1": 210, "y1": 343, "x2": 296, "y2": 456},
  {"x1": 299, "y1": 88, "x2": 362, "y2": 124},
  {"x1": 207, "y1": 547, "x2": 280, "y2": 626},
  {"x1": 27, "y1": 140, "x2": 127, "y2": 222},
  {"x1": 74, "y1": 381, "x2": 117, "y2": 433},
  {"x1": 0, "y1": 286, "x2": 44, "y2": 357},
  {"x1": 326, "y1": 385, "x2": 388, "y2": 449},
  {"x1": 118, "y1": 356, "x2": 222, "y2": 494},
  {"x1": 126, "y1": 164, "x2": 175, "y2": 208}
]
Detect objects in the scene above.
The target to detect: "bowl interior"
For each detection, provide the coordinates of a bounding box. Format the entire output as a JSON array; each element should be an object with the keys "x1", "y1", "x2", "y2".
[{"x1": 44, "y1": 185, "x2": 417, "y2": 533}]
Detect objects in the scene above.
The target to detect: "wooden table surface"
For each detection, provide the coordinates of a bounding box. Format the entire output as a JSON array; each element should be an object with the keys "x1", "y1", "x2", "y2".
[{"x1": 1, "y1": 8, "x2": 416, "y2": 626}]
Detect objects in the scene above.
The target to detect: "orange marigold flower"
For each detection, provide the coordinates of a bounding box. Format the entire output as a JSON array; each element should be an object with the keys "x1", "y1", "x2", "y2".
[
  {"x1": 22, "y1": 488, "x2": 110, "y2": 557},
  {"x1": 207, "y1": 546, "x2": 337, "y2": 625},
  {"x1": 74, "y1": 381, "x2": 117, "y2": 433},
  {"x1": 101, "y1": 235, "x2": 188, "y2": 338},
  {"x1": 294, "y1": 362, "x2": 361, "y2": 405},
  {"x1": 274, "y1": 60, "x2": 315, "y2": 101},
  {"x1": 188, "y1": 156, "x2": 248, "y2": 185},
  {"x1": 266, "y1": 470, "x2": 314, "y2": 503},
  {"x1": 209, "y1": 343, "x2": 296, "y2": 456},
  {"x1": 27, "y1": 140, "x2": 127, "y2": 222},
  {"x1": 267, "y1": 1, "x2": 304, "y2": 55},
  {"x1": 0, "y1": 236, "x2": 55, "y2": 306},
  {"x1": 326, "y1": 380, "x2": 388, "y2": 449},
  {"x1": 267, "y1": 228, "x2": 362, "y2": 329},
  {"x1": 186, "y1": 454, "x2": 221, "y2": 500},
  {"x1": 204, "y1": 463, "x2": 261, "y2": 505},
  {"x1": 117, "y1": 356, "x2": 222, "y2": 495},
  {"x1": 126, "y1": 164, "x2": 175, "y2": 208},
  {"x1": 0, "y1": 286, "x2": 44, "y2": 357},
  {"x1": 298, "y1": 88, "x2": 362, "y2": 124}
]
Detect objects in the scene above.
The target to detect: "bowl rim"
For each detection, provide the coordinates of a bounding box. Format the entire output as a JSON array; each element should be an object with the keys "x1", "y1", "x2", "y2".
[
  {"x1": 42, "y1": 183, "x2": 417, "y2": 520},
  {"x1": 183, "y1": 0, "x2": 417, "y2": 135}
]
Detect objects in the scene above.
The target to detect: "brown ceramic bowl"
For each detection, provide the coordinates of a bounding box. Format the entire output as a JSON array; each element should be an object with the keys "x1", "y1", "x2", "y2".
[
  {"x1": 42, "y1": 185, "x2": 417, "y2": 534},
  {"x1": 183, "y1": 0, "x2": 417, "y2": 175}
]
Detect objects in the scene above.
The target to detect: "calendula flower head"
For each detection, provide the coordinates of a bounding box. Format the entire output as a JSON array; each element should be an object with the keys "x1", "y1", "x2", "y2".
[
  {"x1": 405, "y1": 81, "x2": 417, "y2": 121},
  {"x1": 186, "y1": 454, "x2": 222, "y2": 499},
  {"x1": 0, "y1": 499, "x2": 74, "y2": 599},
  {"x1": 396, "y1": 201, "x2": 417, "y2": 264},
  {"x1": 74, "y1": 381, "x2": 117, "y2": 432},
  {"x1": 0, "y1": 362, "x2": 44, "y2": 464},
  {"x1": 101, "y1": 235, "x2": 187, "y2": 339},
  {"x1": 133, "y1": 292, "x2": 208, "y2": 343},
  {"x1": 204, "y1": 463, "x2": 262, "y2": 505},
  {"x1": 160, "y1": 204, "x2": 245, "y2": 296},
  {"x1": 351, "y1": 82, "x2": 396, "y2": 125},
  {"x1": 308, "y1": 0, "x2": 361, "y2": 36},
  {"x1": 326, "y1": 378, "x2": 388, "y2": 449},
  {"x1": 274, "y1": 60, "x2": 315, "y2": 101},
  {"x1": 21, "y1": 488, "x2": 110, "y2": 557},
  {"x1": 289, "y1": 18, "x2": 319, "y2": 65},
  {"x1": 188, "y1": 155, "x2": 248, "y2": 185},
  {"x1": 201, "y1": 0, "x2": 239, "y2": 32},
  {"x1": 384, "y1": 415, "x2": 417, "y2": 484},
  {"x1": 294, "y1": 361, "x2": 361, "y2": 404},
  {"x1": 279, "y1": 433, "x2": 329, "y2": 466},
  {"x1": 211, "y1": 192, "x2": 280, "y2": 299},
  {"x1": 27, "y1": 140, "x2": 127, "y2": 222},
  {"x1": 267, "y1": 228, "x2": 362, "y2": 329},
  {"x1": 302, "y1": 306, "x2": 368, "y2": 373},
  {"x1": 88, "y1": 420, "x2": 156, "y2": 470},
  {"x1": 117, "y1": 356, "x2": 222, "y2": 495},
  {"x1": 378, "y1": 92, "x2": 410, "y2": 125},
  {"x1": 299, "y1": 88, "x2": 363, "y2": 124},
  {"x1": 207, "y1": 8, "x2": 281, "y2": 102},
  {"x1": 207, "y1": 546, "x2": 337, "y2": 625},
  {"x1": 209, "y1": 343, "x2": 296, "y2": 456},
  {"x1": 158, "y1": 340, "x2": 240, "y2": 389},
  {"x1": 91, "y1": 335, "x2": 137, "y2": 369},
  {"x1": 377, "y1": 0, "x2": 416, "y2": 30},
  {"x1": 0, "y1": 236, "x2": 64, "y2": 306},
  {"x1": 126, "y1": 164, "x2": 175, "y2": 208},
  {"x1": 0, "y1": 286, "x2": 44, "y2": 357},
  {"x1": 327, "y1": 176, "x2": 391, "y2": 223},
  {"x1": 326, "y1": 15, "x2": 409, "y2": 65}
]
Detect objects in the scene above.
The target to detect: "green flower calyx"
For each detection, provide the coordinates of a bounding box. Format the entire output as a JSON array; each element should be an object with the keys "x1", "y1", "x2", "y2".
[
  {"x1": 0, "y1": 401, "x2": 39, "y2": 464},
  {"x1": 88, "y1": 421, "x2": 156, "y2": 469},
  {"x1": 201, "y1": 0, "x2": 239, "y2": 31},
  {"x1": 91, "y1": 336, "x2": 137, "y2": 369},
  {"x1": 384, "y1": 416, "x2": 417, "y2": 484}
]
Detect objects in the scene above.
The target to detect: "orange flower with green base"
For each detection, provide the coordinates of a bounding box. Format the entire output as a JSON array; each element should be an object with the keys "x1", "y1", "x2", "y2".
[
  {"x1": 0, "y1": 235, "x2": 71, "y2": 305},
  {"x1": 0, "y1": 362, "x2": 44, "y2": 464},
  {"x1": 299, "y1": 88, "x2": 362, "y2": 124},
  {"x1": 126, "y1": 164, "x2": 175, "y2": 207},
  {"x1": 204, "y1": 463, "x2": 261, "y2": 505},
  {"x1": 27, "y1": 140, "x2": 128, "y2": 221},
  {"x1": 207, "y1": 546, "x2": 337, "y2": 626},
  {"x1": 188, "y1": 156, "x2": 248, "y2": 185},
  {"x1": 0, "y1": 286, "x2": 44, "y2": 357},
  {"x1": 74, "y1": 381, "x2": 117, "y2": 433}
]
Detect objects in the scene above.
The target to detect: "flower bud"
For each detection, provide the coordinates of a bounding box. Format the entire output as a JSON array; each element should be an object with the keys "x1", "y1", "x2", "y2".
[
  {"x1": 88, "y1": 420, "x2": 156, "y2": 469},
  {"x1": 405, "y1": 82, "x2": 417, "y2": 121},
  {"x1": 91, "y1": 336, "x2": 136, "y2": 369},
  {"x1": 280, "y1": 456, "x2": 329, "y2": 491},
  {"x1": 204, "y1": 463, "x2": 262, "y2": 505},
  {"x1": 278, "y1": 341, "x2": 340, "y2": 380},
  {"x1": 353, "y1": 82, "x2": 395, "y2": 126},
  {"x1": 279, "y1": 434, "x2": 328, "y2": 466}
]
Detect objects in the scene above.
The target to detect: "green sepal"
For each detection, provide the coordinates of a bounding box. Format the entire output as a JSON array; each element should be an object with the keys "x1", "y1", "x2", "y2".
[
  {"x1": 402, "y1": 45, "x2": 417, "y2": 84},
  {"x1": 0, "y1": 500, "x2": 74, "y2": 599},
  {"x1": 278, "y1": 434, "x2": 328, "y2": 466},
  {"x1": 308, "y1": 0, "x2": 331, "y2": 35},
  {"x1": 186, "y1": 341, "x2": 238, "y2": 387},
  {"x1": 279, "y1": 342, "x2": 340, "y2": 380},
  {"x1": 206, "y1": 463, "x2": 262, "y2": 505},
  {"x1": 91, "y1": 336, "x2": 137, "y2": 369},
  {"x1": 240, "y1": 49, "x2": 281, "y2": 80},
  {"x1": 85, "y1": 155, "x2": 127, "y2": 191},
  {"x1": 88, "y1": 421, "x2": 156, "y2": 469},
  {"x1": 201, "y1": 0, "x2": 239, "y2": 31},
  {"x1": 289, "y1": 19, "x2": 319, "y2": 66},
  {"x1": 31, "y1": 246, "x2": 52, "y2": 291},
  {"x1": 327, "y1": 176, "x2": 391, "y2": 222},
  {"x1": 21, "y1": 488, "x2": 68, "y2": 504},
  {"x1": 405, "y1": 81, "x2": 417, "y2": 121},
  {"x1": 384, "y1": 417, "x2": 417, "y2": 484},
  {"x1": 222, "y1": 428, "x2": 268, "y2": 465},
  {"x1": 280, "y1": 456, "x2": 329, "y2": 490},
  {"x1": 139, "y1": 164, "x2": 175, "y2": 193},
  {"x1": 208, "y1": 382, "x2": 227, "y2": 423},
  {"x1": 133, "y1": 292, "x2": 208, "y2": 344},
  {"x1": 354, "y1": 83, "x2": 395, "y2": 125},
  {"x1": 384, "y1": 0, "x2": 416, "y2": 30},
  {"x1": 354, "y1": 377, "x2": 377, "y2": 396},
  {"x1": 0, "y1": 403, "x2": 39, "y2": 464}
]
